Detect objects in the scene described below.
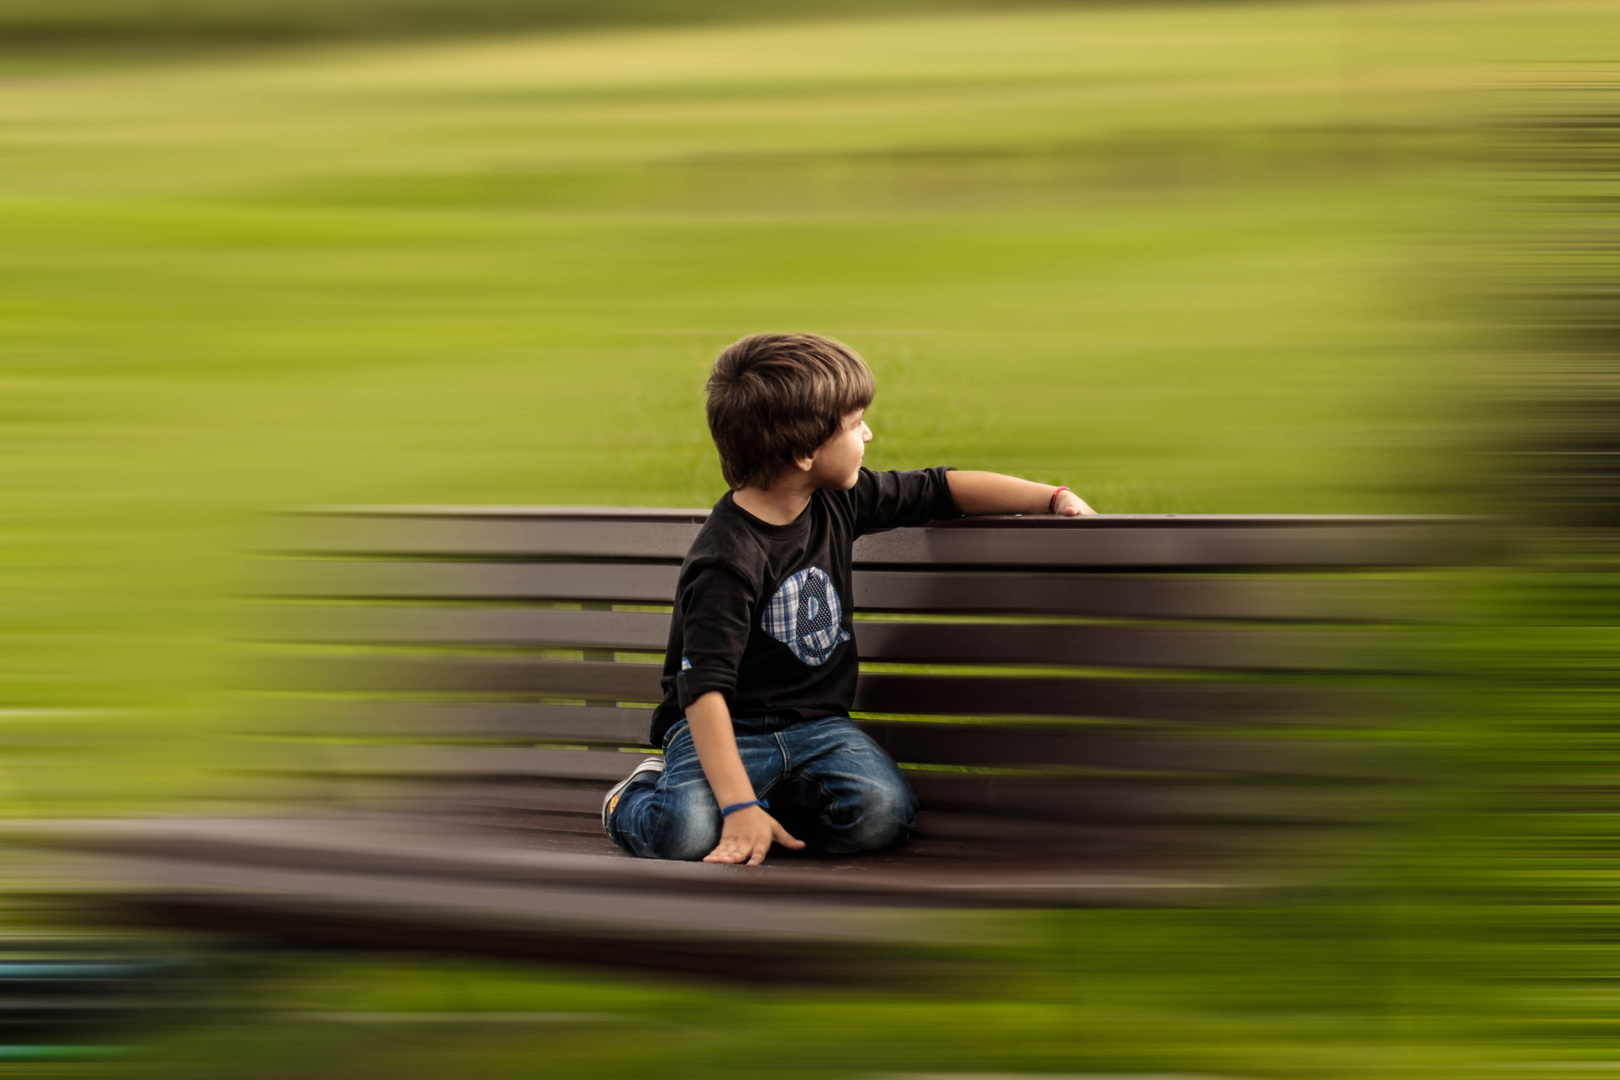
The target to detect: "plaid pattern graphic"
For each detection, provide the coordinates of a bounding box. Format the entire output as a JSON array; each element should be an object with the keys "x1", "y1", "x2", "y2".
[{"x1": 761, "y1": 566, "x2": 851, "y2": 667}]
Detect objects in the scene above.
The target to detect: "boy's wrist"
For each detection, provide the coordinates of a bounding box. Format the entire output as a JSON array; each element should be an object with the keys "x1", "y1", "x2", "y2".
[
  {"x1": 710, "y1": 779, "x2": 759, "y2": 805},
  {"x1": 720, "y1": 798, "x2": 769, "y2": 817}
]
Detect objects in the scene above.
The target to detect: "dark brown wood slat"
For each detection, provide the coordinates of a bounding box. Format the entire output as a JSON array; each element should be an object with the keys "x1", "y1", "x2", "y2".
[
  {"x1": 258, "y1": 561, "x2": 680, "y2": 603},
  {"x1": 287, "y1": 746, "x2": 658, "y2": 783},
  {"x1": 410, "y1": 806, "x2": 620, "y2": 838},
  {"x1": 35, "y1": 818, "x2": 1234, "y2": 909},
  {"x1": 421, "y1": 782, "x2": 610, "y2": 817},
  {"x1": 418, "y1": 803, "x2": 1245, "y2": 865},
  {"x1": 247, "y1": 776, "x2": 615, "y2": 821},
  {"x1": 231, "y1": 770, "x2": 1364, "y2": 859},
  {"x1": 861, "y1": 723, "x2": 1384, "y2": 779},
  {"x1": 855, "y1": 518, "x2": 1482, "y2": 568},
  {"x1": 254, "y1": 703, "x2": 1378, "y2": 782},
  {"x1": 255, "y1": 606, "x2": 1420, "y2": 672},
  {"x1": 255, "y1": 655, "x2": 1386, "y2": 724},
  {"x1": 264, "y1": 513, "x2": 702, "y2": 560},
  {"x1": 258, "y1": 656, "x2": 665, "y2": 700},
  {"x1": 256, "y1": 702, "x2": 655, "y2": 746},
  {"x1": 274, "y1": 739, "x2": 1378, "y2": 789},
  {"x1": 856, "y1": 621, "x2": 1420, "y2": 672},
  {"x1": 903, "y1": 771, "x2": 1380, "y2": 825},
  {"x1": 907, "y1": 810, "x2": 1253, "y2": 857},
  {"x1": 266, "y1": 510, "x2": 1484, "y2": 568},
  {"x1": 257, "y1": 560, "x2": 1434, "y2": 622},
  {"x1": 254, "y1": 607, "x2": 669, "y2": 651},
  {"x1": 854, "y1": 570, "x2": 1432, "y2": 622},
  {"x1": 853, "y1": 671, "x2": 1391, "y2": 724}
]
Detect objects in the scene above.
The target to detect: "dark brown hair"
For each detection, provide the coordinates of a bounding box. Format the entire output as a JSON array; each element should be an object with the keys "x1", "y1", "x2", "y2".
[{"x1": 706, "y1": 333, "x2": 875, "y2": 490}]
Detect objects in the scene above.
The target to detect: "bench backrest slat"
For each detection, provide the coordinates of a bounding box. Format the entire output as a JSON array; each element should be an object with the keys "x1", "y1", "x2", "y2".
[
  {"x1": 257, "y1": 605, "x2": 1423, "y2": 673},
  {"x1": 241, "y1": 509, "x2": 1467, "y2": 837},
  {"x1": 260, "y1": 654, "x2": 1388, "y2": 725},
  {"x1": 266, "y1": 510, "x2": 1486, "y2": 567},
  {"x1": 264, "y1": 560, "x2": 1435, "y2": 622},
  {"x1": 257, "y1": 702, "x2": 656, "y2": 746}
]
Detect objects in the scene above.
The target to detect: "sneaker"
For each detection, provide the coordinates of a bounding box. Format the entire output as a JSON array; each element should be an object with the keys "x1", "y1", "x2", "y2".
[{"x1": 602, "y1": 755, "x2": 664, "y2": 830}]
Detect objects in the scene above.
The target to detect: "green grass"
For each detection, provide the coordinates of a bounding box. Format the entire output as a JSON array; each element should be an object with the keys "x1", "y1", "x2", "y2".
[
  {"x1": 1, "y1": 0, "x2": 1604, "y2": 814},
  {"x1": 103, "y1": 911, "x2": 1493, "y2": 1080},
  {"x1": 4, "y1": 0, "x2": 1550, "y2": 739}
]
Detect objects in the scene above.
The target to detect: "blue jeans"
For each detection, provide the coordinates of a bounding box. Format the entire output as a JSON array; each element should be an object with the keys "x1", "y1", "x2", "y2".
[{"x1": 605, "y1": 715, "x2": 917, "y2": 861}]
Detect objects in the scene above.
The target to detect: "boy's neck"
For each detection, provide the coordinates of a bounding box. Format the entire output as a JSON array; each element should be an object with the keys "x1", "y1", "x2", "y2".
[{"x1": 732, "y1": 474, "x2": 815, "y2": 527}]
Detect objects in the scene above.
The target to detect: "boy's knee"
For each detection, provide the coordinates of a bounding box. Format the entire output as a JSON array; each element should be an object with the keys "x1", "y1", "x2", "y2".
[
  {"x1": 644, "y1": 782, "x2": 722, "y2": 861},
  {"x1": 844, "y1": 775, "x2": 917, "y2": 852}
]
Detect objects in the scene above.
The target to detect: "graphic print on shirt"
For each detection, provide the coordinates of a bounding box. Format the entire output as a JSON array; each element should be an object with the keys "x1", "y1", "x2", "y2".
[{"x1": 761, "y1": 566, "x2": 851, "y2": 667}]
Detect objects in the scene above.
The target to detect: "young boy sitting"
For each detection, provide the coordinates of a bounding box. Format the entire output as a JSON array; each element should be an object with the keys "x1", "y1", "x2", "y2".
[{"x1": 603, "y1": 333, "x2": 1094, "y2": 865}]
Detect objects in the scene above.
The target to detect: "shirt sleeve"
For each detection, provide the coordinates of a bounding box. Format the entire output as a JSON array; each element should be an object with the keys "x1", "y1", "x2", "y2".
[
  {"x1": 850, "y1": 466, "x2": 961, "y2": 537},
  {"x1": 674, "y1": 563, "x2": 756, "y2": 711}
]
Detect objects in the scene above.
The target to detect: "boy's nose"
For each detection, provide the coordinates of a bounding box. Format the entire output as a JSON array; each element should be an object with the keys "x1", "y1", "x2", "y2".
[{"x1": 861, "y1": 423, "x2": 872, "y2": 442}]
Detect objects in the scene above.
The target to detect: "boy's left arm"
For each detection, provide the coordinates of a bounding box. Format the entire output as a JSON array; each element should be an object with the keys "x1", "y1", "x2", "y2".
[{"x1": 946, "y1": 470, "x2": 1096, "y2": 517}]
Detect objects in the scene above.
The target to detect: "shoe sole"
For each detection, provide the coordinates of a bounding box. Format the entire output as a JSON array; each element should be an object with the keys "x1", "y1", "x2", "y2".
[{"x1": 602, "y1": 757, "x2": 664, "y2": 830}]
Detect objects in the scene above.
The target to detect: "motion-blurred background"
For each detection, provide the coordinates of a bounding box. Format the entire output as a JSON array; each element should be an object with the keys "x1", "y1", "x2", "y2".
[{"x1": 2, "y1": 0, "x2": 1616, "y2": 1075}]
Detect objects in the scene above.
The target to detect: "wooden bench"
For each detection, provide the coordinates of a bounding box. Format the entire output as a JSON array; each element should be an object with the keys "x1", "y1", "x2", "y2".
[{"x1": 19, "y1": 509, "x2": 1480, "y2": 981}]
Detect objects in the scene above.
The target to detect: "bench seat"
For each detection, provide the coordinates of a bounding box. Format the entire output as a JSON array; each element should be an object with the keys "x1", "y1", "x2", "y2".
[{"x1": 22, "y1": 814, "x2": 1251, "y2": 981}]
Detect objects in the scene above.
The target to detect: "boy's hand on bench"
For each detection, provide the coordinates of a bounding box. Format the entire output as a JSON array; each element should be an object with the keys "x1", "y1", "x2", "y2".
[
  {"x1": 1053, "y1": 489, "x2": 1097, "y2": 517},
  {"x1": 704, "y1": 806, "x2": 804, "y2": 866}
]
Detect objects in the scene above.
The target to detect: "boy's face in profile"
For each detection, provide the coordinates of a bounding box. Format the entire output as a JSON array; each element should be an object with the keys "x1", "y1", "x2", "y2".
[{"x1": 801, "y1": 408, "x2": 871, "y2": 491}]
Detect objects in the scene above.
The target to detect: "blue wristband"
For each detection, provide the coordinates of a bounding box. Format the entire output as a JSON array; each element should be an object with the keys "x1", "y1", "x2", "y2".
[{"x1": 720, "y1": 798, "x2": 768, "y2": 818}]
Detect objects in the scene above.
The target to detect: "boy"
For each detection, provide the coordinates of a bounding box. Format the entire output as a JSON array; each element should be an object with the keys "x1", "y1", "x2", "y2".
[{"x1": 603, "y1": 333, "x2": 1094, "y2": 865}]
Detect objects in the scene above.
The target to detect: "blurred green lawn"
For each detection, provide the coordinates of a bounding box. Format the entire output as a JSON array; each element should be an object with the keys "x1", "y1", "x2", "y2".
[
  {"x1": 6, "y1": 0, "x2": 1549, "y2": 748},
  {"x1": 0, "y1": 0, "x2": 1601, "y2": 755},
  {"x1": 7, "y1": 0, "x2": 1610, "y2": 811}
]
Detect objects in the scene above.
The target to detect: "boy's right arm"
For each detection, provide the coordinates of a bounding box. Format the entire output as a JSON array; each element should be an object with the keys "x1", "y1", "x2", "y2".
[{"x1": 685, "y1": 691, "x2": 804, "y2": 865}]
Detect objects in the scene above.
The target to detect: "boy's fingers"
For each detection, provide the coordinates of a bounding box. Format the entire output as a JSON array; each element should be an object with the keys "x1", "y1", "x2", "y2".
[
  {"x1": 705, "y1": 827, "x2": 777, "y2": 865},
  {"x1": 703, "y1": 838, "x2": 745, "y2": 863},
  {"x1": 704, "y1": 819, "x2": 801, "y2": 865}
]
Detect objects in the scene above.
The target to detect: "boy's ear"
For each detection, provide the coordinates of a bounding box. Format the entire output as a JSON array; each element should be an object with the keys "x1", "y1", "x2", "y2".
[{"x1": 793, "y1": 453, "x2": 815, "y2": 473}]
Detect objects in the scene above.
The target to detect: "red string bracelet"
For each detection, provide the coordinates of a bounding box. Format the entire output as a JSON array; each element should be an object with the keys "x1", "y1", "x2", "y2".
[{"x1": 1048, "y1": 486, "x2": 1070, "y2": 514}]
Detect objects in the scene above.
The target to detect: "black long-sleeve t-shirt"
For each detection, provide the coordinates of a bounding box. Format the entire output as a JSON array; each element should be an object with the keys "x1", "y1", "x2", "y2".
[{"x1": 648, "y1": 466, "x2": 958, "y2": 747}]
